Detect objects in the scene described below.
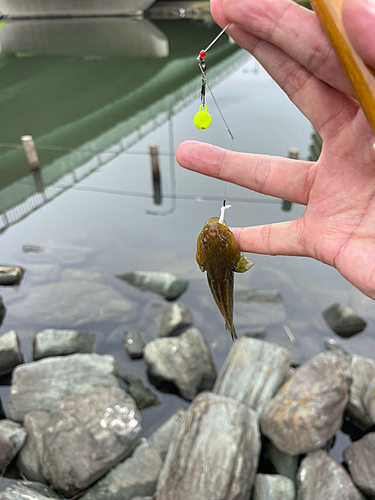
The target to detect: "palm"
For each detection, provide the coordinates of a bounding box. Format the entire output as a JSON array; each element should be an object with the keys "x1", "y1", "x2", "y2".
[{"x1": 176, "y1": 0, "x2": 375, "y2": 298}]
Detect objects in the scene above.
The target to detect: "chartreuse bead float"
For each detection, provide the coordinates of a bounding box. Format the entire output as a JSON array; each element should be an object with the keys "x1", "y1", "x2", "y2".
[{"x1": 194, "y1": 104, "x2": 211, "y2": 130}]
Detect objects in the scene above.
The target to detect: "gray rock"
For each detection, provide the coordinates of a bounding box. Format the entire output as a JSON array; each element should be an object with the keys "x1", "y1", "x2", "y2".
[
  {"x1": 322, "y1": 303, "x2": 367, "y2": 337},
  {"x1": 343, "y1": 433, "x2": 375, "y2": 498},
  {"x1": 123, "y1": 330, "x2": 145, "y2": 359},
  {"x1": 260, "y1": 351, "x2": 352, "y2": 455},
  {"x1": 33, "y1": 329, "x2": 97, "y2": 360},
  {"x1": 0, "y1": 420, "x2": 27, "y2": 469},
  {"x1": 297, "y1": 450, "x2": 364, "y2": 499},
  {"x1": 323, "y1": 338, "x2": 352, "y2": 359},
  {"x1": 0, "y1": 295, "x2": 5, "y2": 326},
  {"x1": 144, "y1": 328, "x2": 216, "y2": 401},
  {"x1": 42, "y1": 387, "x2": 141, "y2": 497},
  {"x1": 0, "y1": 330, "x2": 22, "y2": 375},
  {"x1": 81, "y1": 441, "x2": 163, "y2": 500},
  {"x1": 8, "y1": 354, "x2": 119, "y2": 422},
  {"x1": 17, "y1": 411, "x2": 50, "y2": 483},
  {"x1": 253, "y1": 474, "x2": 295, "y2": 500},
  {"x1": 346, "y1": 355, "x2": 375, "y2": 428},
  {"x1": 0, "y1": 266, "x2": 24, "y2": 286},
  {"x1": 268, "y1": 443, "x2": 299, "y2": 481},
  {"x1": 157, "y1": 392, "x2": 261, "y2": 500},
  {"x1": 146, "y1": 407, "x2": 187, "y2": 460},
  {"x1": 0, "y1": 481, "x2": 60, "y2": 500},
  {"x1": 243, "y1": 328, "x2": 267, "y2": 339},
  {"x1": 158, "y1": 303, "x2": 193, "y2": 337},
  {"x1": 363, "y1": 378, "x2": 375, "y2": 424},
  {"x1": 214, "y1": 338, "x2": 291, "y2": 417},
  {"x1": 117, "y1": 271, "x2": 188, "y2": 301},
  {"x1": 23, "y1": 244, "x2": 44, "y2": 253},
  {"x1": 120, "y1": 374, "x2": 161, "y2": 410},
  {"x1": 234, "y1": 289, "x2": 282, "y2": 302}
]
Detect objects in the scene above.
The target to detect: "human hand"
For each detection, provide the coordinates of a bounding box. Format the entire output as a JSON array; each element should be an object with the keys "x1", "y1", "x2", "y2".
[{"x1": 176, "y1": 0, "x2": 375, "y2": 299}]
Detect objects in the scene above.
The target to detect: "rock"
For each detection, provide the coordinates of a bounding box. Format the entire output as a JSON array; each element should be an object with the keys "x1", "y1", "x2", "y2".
[
  {"x1": 8, "y1": 354, "x2": 119, "y2": 423},
  {"x1": 234, "y1": 289, "x2": 282, "y2": 302},
  {"x1": 322, "y1": 303, "x2": 367, "y2": 337},
  {"x1": 0, "y1": 295, "x2": 5, "y2": 326},
  {"x1": 268, "y1": 443, "x2": 299, "y2": 481},
  {"x1": 344, "y1": 433, "x2": 375, "y2": 497},
  {"x1": 156, "y1": 392, "x2": 261, "y2": 500},
  {"x1": 260, "y1": 351, "x2": 351, "y2": 455},
  {"x1": 0, "y1": 420, "x2": 27, "y2": 469},
  {"x1": 0, "y1": 330, "x2": 22, "y2": 375},
  {"x1": 117, "y1": 271, "x2": 188, "y2": 301},
  {"x1": 144, "y1": 328, "x2": 216, "y2": 401},
  {"x1": 123, "y1": 330, "x2": 145, "y2": 359},
  {"x1": 297, "y1": 450, "x2": 364, "y2": 499},
  {"x1": 243, "y1": 328, "x2": 267, "y2": 339},
  {"x1": 22, "y1": 244, "x2": 44, "y2": 253},
  {"x1": 363, "y1": 378, "x2": 375, "y2": 424},
  {"x1": 146, "y1": 407, "x2": 187, "y2": 459},
  {"x1": 213, "y1": 338, "x2": 291, "y2": 417},
  {"x1": 0, "y1": 266, "x2": 24, "y2": 286},
  {"x1": 17, "y1": 411, "x2": 50, "y2": 483},
  {"x1": 0, "y1": 398, "x2": 5, "y2": 419},
  {"x1": 42, "y1": 387, "x2": 141, "y2": 497},
  {"x1": 0, "y1": 481, "x2": 60, "y2": 499},
  {"x1": 158, "y1": 303, "x2": 193, "y2": 337},
  {"x1": 33, "y1": 329, "x2": 97, "y2": 361},
  {"x1": 253, "y1": 474, "x2": 295, "y2": 500},
  {"x1": 323, "y1": 338, "x2": 352, "y2": 359},
  {"x1": 120, "y1": 374, "x2": 161, "y2": 410},
  {"x1": 346, "y1": 355, "x2": 375, "y2": 428}
]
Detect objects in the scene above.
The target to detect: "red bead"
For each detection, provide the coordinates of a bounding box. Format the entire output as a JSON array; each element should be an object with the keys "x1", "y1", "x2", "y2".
[{"x1": 199, "y1": 50, "x2": 207, "y2": 59}]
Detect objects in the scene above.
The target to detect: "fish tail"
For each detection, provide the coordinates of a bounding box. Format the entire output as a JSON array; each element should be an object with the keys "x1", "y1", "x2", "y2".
[{"x1": 225, "y1": 317, "x2": 237, "y2": 341}]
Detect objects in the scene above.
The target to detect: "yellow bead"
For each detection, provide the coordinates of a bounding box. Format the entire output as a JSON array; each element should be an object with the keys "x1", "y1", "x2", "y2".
[{"x1": 194, "y1": 104, "x2": 212, "y2": 130}]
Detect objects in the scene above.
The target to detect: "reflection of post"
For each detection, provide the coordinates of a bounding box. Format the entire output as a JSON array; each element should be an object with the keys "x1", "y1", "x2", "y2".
[
  {"x1": 282, "y1": 148, "x2": 299, "y2": 212},
  {"x1": 31, "y1": 168, "x2": 45, "y2": 193},
  {"x1": 21, "y1": 135, "x2": 40, "y2": 170},
  {"x1": 149, "y1": 143, "x2": 162, "y2": 205}
]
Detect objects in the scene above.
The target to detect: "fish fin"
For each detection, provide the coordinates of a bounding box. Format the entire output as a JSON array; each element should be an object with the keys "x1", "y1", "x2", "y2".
[
  {"x1": 225, "y1": 317, "x2": 237, "y2": 341},
  {"x1": 236, "y1": 253, "x2": 255, "y2": 273}
]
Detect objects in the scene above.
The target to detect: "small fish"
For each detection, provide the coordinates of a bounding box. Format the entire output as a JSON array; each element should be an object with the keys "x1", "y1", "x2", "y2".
[{"x1": 196, "y1": 215, "x2": 254, "y2": 341}]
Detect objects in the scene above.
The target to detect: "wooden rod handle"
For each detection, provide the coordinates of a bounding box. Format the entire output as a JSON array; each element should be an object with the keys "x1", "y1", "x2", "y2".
[{"x1": 309, "y1": 0, "x2": 375, "y2": 136}]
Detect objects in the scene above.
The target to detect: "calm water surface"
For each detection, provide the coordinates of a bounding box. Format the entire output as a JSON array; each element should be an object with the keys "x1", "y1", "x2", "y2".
[{"x1": 0, "y1": 17, "x2": 374, "y2": 465}]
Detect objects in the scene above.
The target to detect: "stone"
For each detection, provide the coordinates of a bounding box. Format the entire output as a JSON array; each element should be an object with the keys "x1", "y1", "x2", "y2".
[
  {"x1": 158, "y1": 303, "x2": 193, "y2": 337},
  {"x1": 0, "y1": 295, "x2": 5, "y2": 326},
  {"x1": 33, "y1": 329, "x2": 97, "y2": 360},
  {"x1": 0, "y1": 398, "x2": 5, "y2": 419},
  {"x1": 268, "y1": 443, "x2": 299, "y2": 481},
  {"x1": 297, "y1": 450, "x2": 364, "y2": 499},
  {"x1": 0, "y1": 266, "x2": 24, "y2": 286},
  {"x1": 253, "y1": 474, "x2": 295, "y2": 500},
  {"x1": 0, "y1": 420, "x2": 27, "y2": 469},
  {"x1": 8, "y1": 354, "x2": 119, "y2": 423},
  {"x1": 120, "y1": 374, "x2": 161, "y2": 410},
  {"x1": 0, "y1": 330, "x2": 22, "y2": 375},
  {"x1": 42, "y1": 387, "x2": 141, "y2": 497},
  {"x1": 117, "y1": 271, "x2": 188, "y2": 301},
  {"x1": 0, "y1": 481, "x2": 60, "y2": 500},
  {"x1": 260, "y1": 351, "x2": 351, "y2": 455},
  {"x1": 234, "y1": 289, "x2": 282, "y2": 302},
  {"x1": 157, "y1": 392, "x2": 261, "y2": 500},
  {"x1": 323, "y1": 338, "x2": 352, "y2": 359},
  {"x1": 343, "y1": 433, "x2": 375, "y2": 498},
  {"x1": 243, "y1": 328, "x2": 267, "y2": 339},
  {"x1": 17, "y1": 411, "x2": 50, "y2": 483},
  {"x1": 363, "y1": 378, "x2": 375, "y2": 424},
  {"x1": 346, "y1": 354, "x2": 375, "y2": 428},
  {"x1": 214, "y1": 338, "x2": 291, "y2": 417},
  {"x1": 143, "y1": 328, "x2": 216, "y2": 401},
  {"x1": 146, "y1": 407, "x2": 187, "y2": 459},
  {"x1": 322, "y1": 303, "x2": 367, "y2": 337},
  {"x1": 123, "y1": 330, "x2": 145, "y2": 359},
  {"x1": 22, "y1": 244, "x2": 44, "y2": 253}
]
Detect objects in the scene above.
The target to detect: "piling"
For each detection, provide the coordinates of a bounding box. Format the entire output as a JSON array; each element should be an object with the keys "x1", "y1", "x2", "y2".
[
  {"x1": 21, "y1": 135, "x2": 40, "y2": 170},
  {"x1": 149, "y1": 143, "x2": 162, "y2": 205},
  {"x1": 282, "y1": 148, "x2": 299, "y2": 212}
]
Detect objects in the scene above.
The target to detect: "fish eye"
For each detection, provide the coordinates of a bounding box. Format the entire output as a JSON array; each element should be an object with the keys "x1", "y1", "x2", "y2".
[{"x1": 220, "y1": 236, "x2": 227, "y2": 244}]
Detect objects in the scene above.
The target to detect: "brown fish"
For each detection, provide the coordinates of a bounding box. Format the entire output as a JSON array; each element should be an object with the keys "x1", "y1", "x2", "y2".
[{"x1": 196, "y1": 216, "x2": 254, "y2": 341}]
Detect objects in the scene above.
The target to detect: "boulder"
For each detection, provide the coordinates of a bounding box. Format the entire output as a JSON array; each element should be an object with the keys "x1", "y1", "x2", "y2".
[
  {"x1": 0, "y1": 330, "x2": 22, "y2": 375},
  {"x1": 322, "y1": 303, "x2": 367, "y2": 337},
  {"x1": 33, "y1": 329, "x2": 96, "y2": 360},
  {"x1": 158, "y1": 303, "x2": 193, "y2": 337},
  {"x1": 346, "y1": 354, "x2": 375, "y2": 428},
  {"x1": 253, "y1": 474, "x2": 295, "y2": 500},
  {"x1": 0, "y1": 420, "x2": 27, "y2": 469},
  {"x1": 117, "y1": 271, "x2": 188, "y2": 301},
  {"x1": 123, "y1": 330, "x2": 145, "y2": 359},
  {"x1": 362, "y1": 377, "x2": 375, "y2": 424},
  {"x1": 0, "y1": 481, "x2": 60, "y2": 500},
  {"x1": 146, "y1": 407, "x2": 187, "y2": 459},
  {"x1": 343, "y1": 433, "x2": 375, "y2": 498}
]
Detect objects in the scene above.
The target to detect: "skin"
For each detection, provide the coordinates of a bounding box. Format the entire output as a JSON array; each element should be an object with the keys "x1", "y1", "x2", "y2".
[{"x1": 177, "y1": 0, "x2": 375, "y2": 300}]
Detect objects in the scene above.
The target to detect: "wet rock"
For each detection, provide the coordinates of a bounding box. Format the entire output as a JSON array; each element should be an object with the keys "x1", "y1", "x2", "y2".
[
  {"x1": 33, "y1": 329, "x2": 97, "y2": 361},
  {"x1": 243, "y1": 328, "x2": 267, "y2": 339},
  {"x1": 157, "y1": 392, "x2": 261, "y2": 500},
  {"x1": 260, "y1": 351, "x2": 351, "y2": 455},
  {"x1": 146, "y1": 407, "x2": 187, "y2": 459},
  {"x1": 346, "y1": 355, "x2": 375, "y2": 428},
  {"x1": 322, "y1": 303, "x2": 367, "y2": 337},
  {"x1": 297, "y1": 450, "x2": 364, "y2": 499},
  {"x1": 323, "y1": 337, "x2": 352, "y2": 358},
  {"x1": 120, "y1": 374, "x2": 161, "y2": 410},
  {"x1": 268, "y1": 443, "x2": 299, "y2": 481},
  {"x1": 0, "y1": 330, "x2": 22, "y2": 375},
  {"x1": 144, "y1": 328, "x2": 216, "y2": 401},
  {"x1": 117, "y1": 271, "x2": 188, "y2": 301},
  {"x1": 0, "y1": 420, "x2": 27, "y2": 469},
  {"x1": 253, "y1": 474, "x2": 295, "y2": 500},
  {"x1": 42, "y1": 387, "x2": 141, "y2": 497},
  {"x1": 0, "y1": 295, "x2": 5, "y2": 326},
  {"x1": 17, "y1": 411, "x2": 50, "y2": 483},
  {"x1": 0, "y1": 481, "x2": 60, "y2": 500},
  {"x1": 214, "y1": 338, "x2": 291, "y2": 417},
  {"x1": 0, "y1": 266, "x2": 24, "y2": 286},
  {"x1": 158, "y1": 303, "x2": 193, "y2": 337},
  {"x1": 8, "y1": 354, "x2": 118, "y2": 423},
  {"x1": 22, "y1": 244, "x2": 44, "y2": 253},
  {"x1": 343, "y1": 433, "x2": 375, "y2": 498},
  {"x1": 124, "y1": 330, "x2": 145, "y2": 359},
  {"x1": 363, "y1": 378, "x2": 375, "y2": 424},
  {"x1": 234, "y1": 289, "x2": 282, "y2": 302}
]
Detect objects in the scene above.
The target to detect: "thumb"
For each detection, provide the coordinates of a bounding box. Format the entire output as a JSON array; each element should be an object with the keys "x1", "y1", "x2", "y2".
[{"x1": 342, "y1": 0, "x2": 375, "y2": 69}]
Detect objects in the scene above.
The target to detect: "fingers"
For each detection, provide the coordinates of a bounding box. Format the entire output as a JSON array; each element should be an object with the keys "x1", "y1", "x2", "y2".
[
  {"x1": 342, "y1": 0, "x2": 375, "y2": 69},
  {"x1": 176, "y1": 141, "x2": 314, "y2": 205}
]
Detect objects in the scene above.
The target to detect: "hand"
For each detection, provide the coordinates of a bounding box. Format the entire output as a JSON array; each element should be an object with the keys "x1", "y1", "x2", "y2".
[{"x1": 176, "y1": 0, "x2": 375, "y2": 299}]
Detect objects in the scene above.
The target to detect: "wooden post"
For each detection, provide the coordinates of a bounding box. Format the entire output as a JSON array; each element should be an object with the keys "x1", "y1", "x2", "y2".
[
  {"x1": 149, "y1": 143, "x2": 162, "y2": 205},
  {"x1": 282, "y1": 148, "x2": 299, "y2": 211},
  {"x1": 21, "y1": 135, "x2": 40, "y2": 170}
]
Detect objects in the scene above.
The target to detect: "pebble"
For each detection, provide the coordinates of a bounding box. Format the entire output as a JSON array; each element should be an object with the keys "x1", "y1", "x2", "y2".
[
  {"x1": 253, "y1": 474, "x2": 295, "y2": 500},
  {"x1": 0, "y1": 330, "x2": 22, "y2": 375},
  {"x1": 123, "y1": 330, "x2": 145, "y2": 359},
  {"x1": 120, "y1": 374, "x2": 160, "y2": 410},
  {"x1": 158, "y1": 303, "x2": 193, "y2": 337},
  {"x1": 343, "y1": 432, "x2": 375, "y2": 498},
  {"x1": 0, "y1": 266, "x2": 24, "y2": 286},
  {"x1": 322, "y1": 303, "x2": 367, "y2": 337},
  {"x1": 33, "y1": 328, "x2": 97, "y2": 360},
  {"x1": 0, "y1": 420, "x2": 27, "y2": 470},
  {"x1": 116, "y1": 271, "x2": 188, "y2": 301}
]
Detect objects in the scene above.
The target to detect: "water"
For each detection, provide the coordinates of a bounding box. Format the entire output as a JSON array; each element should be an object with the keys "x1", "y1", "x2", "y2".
[{"x1": 0, "y1": 16, "x2": 374, "y2": 467}]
